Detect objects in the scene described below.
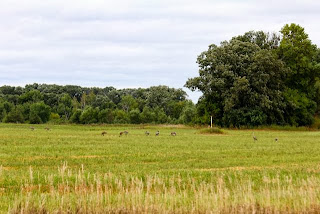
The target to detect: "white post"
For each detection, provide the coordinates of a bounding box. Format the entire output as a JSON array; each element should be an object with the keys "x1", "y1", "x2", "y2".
[{"x1": 211, "y1": 116, "x2": 213, "y2": 128}]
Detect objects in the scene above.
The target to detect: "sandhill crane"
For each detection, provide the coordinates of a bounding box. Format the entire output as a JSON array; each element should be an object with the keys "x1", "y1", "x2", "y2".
[
  {"x1": 145, "y1": 131, "x2": 150, "y2": 136},
  {"x1": 30, "y1": 127, "x2": 35, "y2": 131},
  {"x1": 170, "y1": 132, "x2": 177, "y2": 136},
  {"x1": 101, "y1": 131, "x2": 107, "y2": 136},
  {"x1": 252, "y1": 133, "x2": 258, "y2": 141},
  {"x1": 119, "y1": 131, "x2": 129, "y2": 137},
  {"x1": 155, "y1": 131, "x2": 160, "y2": 136}
]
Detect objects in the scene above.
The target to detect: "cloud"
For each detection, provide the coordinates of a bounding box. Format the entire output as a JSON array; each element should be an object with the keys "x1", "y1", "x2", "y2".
[{"x1": 0, "y1": 0, "x2": 319, "y2": 102}]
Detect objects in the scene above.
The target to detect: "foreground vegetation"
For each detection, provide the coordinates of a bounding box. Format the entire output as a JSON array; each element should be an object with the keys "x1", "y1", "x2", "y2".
[{"x1": 1, "y1": 124, "x2": 320, "y2": 213}]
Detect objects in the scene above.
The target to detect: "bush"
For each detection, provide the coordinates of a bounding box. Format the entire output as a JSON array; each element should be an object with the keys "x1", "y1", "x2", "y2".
[
  {"x1": 198, "y1": 127, "x2": 224, "y2": 135},
  {"x1": 49, "y1": 113, "x2": 61, "y2": 123}
]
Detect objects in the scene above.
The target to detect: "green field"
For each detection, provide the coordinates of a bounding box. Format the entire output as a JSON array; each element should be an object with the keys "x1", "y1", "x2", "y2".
[{"x1": 1, "y1": 124, "x2": 320, "y2": 213}]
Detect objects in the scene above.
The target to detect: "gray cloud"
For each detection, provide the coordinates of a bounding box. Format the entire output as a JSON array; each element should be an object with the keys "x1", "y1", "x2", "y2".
[{"x1": 0, "y1": 0, "x2": 319, "y2": 102}]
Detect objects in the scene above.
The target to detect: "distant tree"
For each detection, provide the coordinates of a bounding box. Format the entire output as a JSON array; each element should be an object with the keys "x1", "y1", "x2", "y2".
[
  {"x1": 80, "y1": 93, "x2": 87, "y2": 110},
  {"x1": 283, "y1": 89, "x2": 316, "y2": 126},
  {"x1": 20, "y1": 103, "x2": 31, "y2": 122},
  {"x1": 70, "y1": 109, "x2": 82, "y2": 123},
  {"x1": 3, "y1": 106, "x2": 24, "y2": 123},
  {"x1": 0, "y1": 86, "x2": 16, "y2": 95},
  {"x1": 167, "y1": 101, "x2": 186, "y2": 119},
  {"x1": 29, "y1": 102, "x2": 51, "y2": 124},
  {"x1": 107, "y1": 90, "x2": 122, "y2": 105},
  {"x1": 43, "y1": 93, "x2": 59, "y2": 108},
  {"x1": 113, "y1": 109, "x2": 129, "y2": 124},
  {"x1": 140, "y1": 106, "x2": 156, "y2": 123},
  {"x1": 129, "y1": 108, "x2": 141, "y2": 124},
  {"x1": 119, "y1": 95, "x2": 138, "y2": 113},
  {"x1": 154, "y1": 107, "x2": 168, "y2": 124},
  {"x1": 146, "y1": 86, "x2": 187, "y2": 110},
  {"x1": 179, "y1": 102, "x2": 196, "y2": 124},
  {"x1": 80, "y1": 107, "x2": 98, "y2": 124},
  {"x1": 57, "y1": 93, "x2": 73, "y2": 121},
  {"x1": 19, "y1": 90, "x2": 43, "y2": 104},
  {"x1": 86, "y1": 91, "x2": 96, "y2": 106},
  {"x1": 1, "y1": 101, "x2": 14, "y2": 114},
  {"x1": 72, "y1": 96, "x2": 80, "y2": 110},
  {"x1": 92, "y1": 95, "x2": 114, "y2": 110},
  {"x1": 0, "y1": 83, "x2": 193, "y2": 125},
  {"x1": 98, "y1": 109, "x2": 114, "y2": 123}
]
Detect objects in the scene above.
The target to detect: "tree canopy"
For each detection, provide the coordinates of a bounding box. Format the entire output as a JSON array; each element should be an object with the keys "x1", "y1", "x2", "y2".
[
  {"x1": 0, "y1": 84, "x2": 196, "y2": 124},
  {"x1": 186, "y1": 23, "x2": 320, "y2": 127}
]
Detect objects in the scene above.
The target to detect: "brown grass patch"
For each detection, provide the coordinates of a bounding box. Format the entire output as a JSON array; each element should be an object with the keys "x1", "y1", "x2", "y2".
[
  {"x1": 196, "y1": 164, "x2": 301, "y2": 172},
  {"x1": 70, "y1": 155, "x2": 102, "y2": 159}
]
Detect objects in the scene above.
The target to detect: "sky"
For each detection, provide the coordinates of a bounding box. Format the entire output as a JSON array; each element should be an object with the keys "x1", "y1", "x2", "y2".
[{"x1": 0, "y1": 0, "x2": 320, "y2": 102}]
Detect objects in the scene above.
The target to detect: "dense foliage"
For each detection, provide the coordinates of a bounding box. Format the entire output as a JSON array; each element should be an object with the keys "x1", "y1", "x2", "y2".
[
  {"x1": 0, "y1": 84, "x2": 195, "y2": 124},
  {"x1": 186, "y1": 23, "x2": 320, "y2": 127},
  {"x1": 2, "y1": 23, "x2": 319, "y2": 127}
]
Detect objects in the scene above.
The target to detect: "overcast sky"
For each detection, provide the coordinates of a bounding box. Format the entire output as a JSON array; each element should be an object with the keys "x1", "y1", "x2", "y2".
[{"x1": 0, "y1": 0, "x2": 319, "y2": 102}]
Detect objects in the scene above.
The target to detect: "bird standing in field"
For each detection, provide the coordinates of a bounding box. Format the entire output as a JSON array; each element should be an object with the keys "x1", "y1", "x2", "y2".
[
  {"x1": 119, "y1": 131, "x2": 129, "y2": 137},
  {"x1": 252, "y1": 133, "x2": 258, "y2": 141},
  {"x1": 145, "y1": 131, "x2": 150, "y2": 136},
  {"x1": 155, "y1": 130, "x2": 160, "y2": 136},
  {"x1": 170, "y1": 132, "x2": 177, "y2": 136}
]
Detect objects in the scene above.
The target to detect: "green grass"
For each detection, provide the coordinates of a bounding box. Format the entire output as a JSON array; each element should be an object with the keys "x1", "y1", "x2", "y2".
[{"x1": 1, "y1": 123, "x2": 320, "y2": 213}]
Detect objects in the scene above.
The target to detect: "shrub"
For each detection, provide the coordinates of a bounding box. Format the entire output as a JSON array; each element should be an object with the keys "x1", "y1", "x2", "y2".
[{"x1": 198, "y1": 127, "x2": 224, "y2": 135}]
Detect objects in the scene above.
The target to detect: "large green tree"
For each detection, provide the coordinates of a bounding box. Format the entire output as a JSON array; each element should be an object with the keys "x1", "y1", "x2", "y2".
[
  {"x1": 278, "y1": 23, "x2": 320, "y2": 125},
  {"x1": 186, "y1": 38, "x2": 288, "y2": 127}
]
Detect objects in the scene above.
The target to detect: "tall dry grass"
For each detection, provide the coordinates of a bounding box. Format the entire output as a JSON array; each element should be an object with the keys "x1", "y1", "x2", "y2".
[{"x1": 7, "y1": 163, "x2": 320, "y2": 213}]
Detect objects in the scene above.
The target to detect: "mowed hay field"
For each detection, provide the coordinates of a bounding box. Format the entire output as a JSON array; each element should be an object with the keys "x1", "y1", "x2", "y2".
[{"x1": 1, "y1": 124, "x2": 320, "y2": 213}]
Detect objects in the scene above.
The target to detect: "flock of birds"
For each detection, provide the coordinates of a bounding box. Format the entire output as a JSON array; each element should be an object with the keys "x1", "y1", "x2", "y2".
[
  {"x1": 252, "y1": 132, "x2": 278, "y2": 142},
  {"x1": 29, "y1": 126, "x2": 176, "y2": 137},
  {"x1": 102, "y1": 130, "x2": 177, "y2": 137},
  {"x1": 30, "y1": 126, "x2": 50, "y2": 131},
  {"x1": 28, "y1": 127, "x2": 277, "y2": 142}
]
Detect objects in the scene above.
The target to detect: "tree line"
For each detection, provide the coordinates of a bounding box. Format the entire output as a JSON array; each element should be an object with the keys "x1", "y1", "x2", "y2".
[
  {"x1": 186, "y1": 23, "x2": 320, "y2": 127},
  {"x1": 0, "y1": 84, "x2": 196, "y2": 124},
  {"x1": 2, "y1": 23, "x2": 319, "y2": 127}
]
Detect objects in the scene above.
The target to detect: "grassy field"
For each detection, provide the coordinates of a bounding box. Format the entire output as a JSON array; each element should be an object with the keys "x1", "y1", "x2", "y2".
[{"x1": 1, "y1": 123, "x2": 320, "y2": 213}]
